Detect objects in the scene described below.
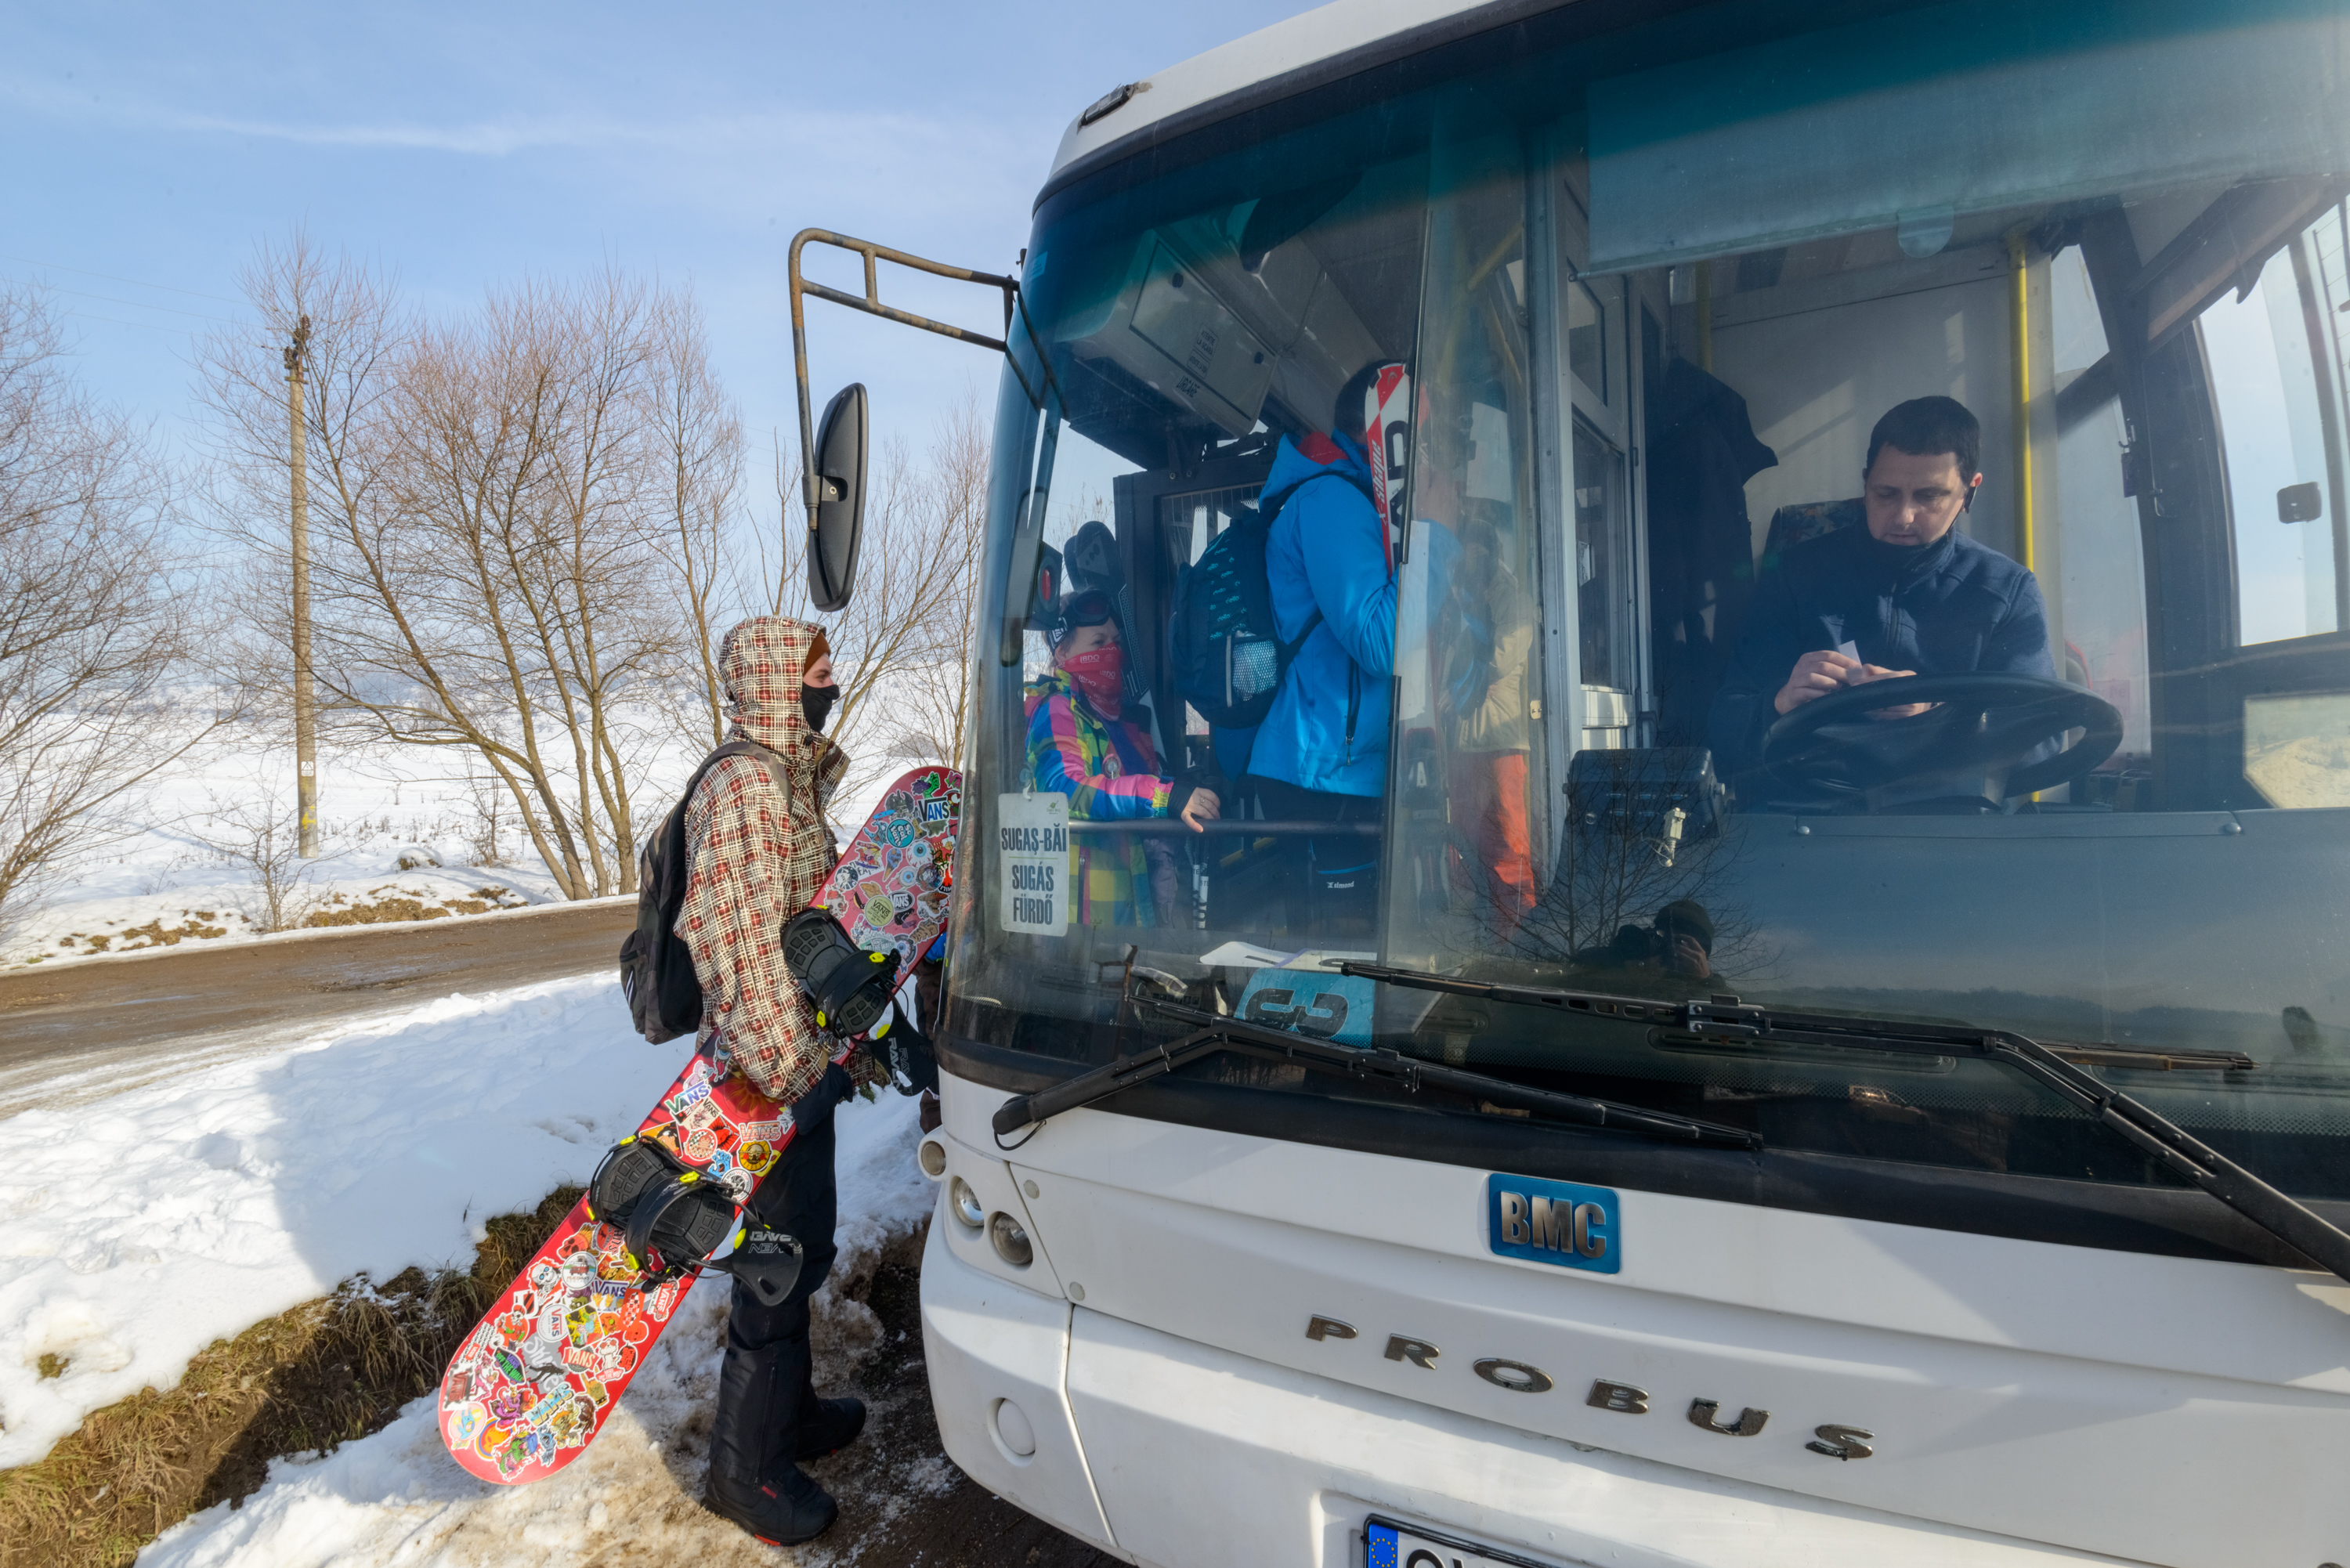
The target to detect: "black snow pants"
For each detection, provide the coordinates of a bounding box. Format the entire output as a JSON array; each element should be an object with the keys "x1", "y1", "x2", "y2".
[{"x1": 707, "y1": 1088, "x2": 839, "y2": 1488}]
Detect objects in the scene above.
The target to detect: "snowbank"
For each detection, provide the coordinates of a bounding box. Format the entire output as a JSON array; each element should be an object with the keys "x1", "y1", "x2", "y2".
[
  {"x1": 5, "y1": 716, "x2": 913, "y2": 971},
  {"x1": 0, "y1": 974, "x2": 671, "y2": 1469},
  {"x1": 136, "y1": 1081, "x2": 935, "y2": 1568}
]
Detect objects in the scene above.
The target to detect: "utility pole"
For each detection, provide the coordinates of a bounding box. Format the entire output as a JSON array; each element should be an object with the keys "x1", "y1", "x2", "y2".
[{"x1": 284, "y1": 316, "x2": 318, "y2": 858}]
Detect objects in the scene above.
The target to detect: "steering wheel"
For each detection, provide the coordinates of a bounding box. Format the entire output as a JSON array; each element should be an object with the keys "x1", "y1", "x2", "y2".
[{"x1": 1758, "y1": 672, "x2": 2123, "y2": 811}]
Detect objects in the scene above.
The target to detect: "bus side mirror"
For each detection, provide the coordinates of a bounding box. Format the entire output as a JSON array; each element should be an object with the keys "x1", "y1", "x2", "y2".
[
  {"x1": 809, "y1": 383, "x2": 868, "y2": 612},
  {"x1": 2279, "y1": 482, "x2": 2323, "y2": 523}
]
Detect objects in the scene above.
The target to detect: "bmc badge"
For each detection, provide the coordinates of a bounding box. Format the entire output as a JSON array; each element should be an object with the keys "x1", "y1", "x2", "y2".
[{"x1": 1487, "y1": 1173, "x2": 1618, "y2": 1274}]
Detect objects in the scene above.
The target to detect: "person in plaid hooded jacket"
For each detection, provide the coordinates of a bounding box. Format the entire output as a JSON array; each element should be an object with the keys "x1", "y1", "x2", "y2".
[{"x1": 682, "y1": 614, "x2": 876, "y2": 1545}]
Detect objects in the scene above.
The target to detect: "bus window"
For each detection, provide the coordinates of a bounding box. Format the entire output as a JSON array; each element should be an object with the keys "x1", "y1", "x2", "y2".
[
  {"x1": 2204, "y1": 236, "x2": 2344, "y2": 645},
  {"x1": 971, "y1": 96, "x2": 1434, "y2": 993}
]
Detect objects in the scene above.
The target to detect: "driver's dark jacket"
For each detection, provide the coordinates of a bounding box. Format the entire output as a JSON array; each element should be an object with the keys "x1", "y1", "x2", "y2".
[{"x1": 1708, "y1": 522, "x2": 2054, "y2": 776}]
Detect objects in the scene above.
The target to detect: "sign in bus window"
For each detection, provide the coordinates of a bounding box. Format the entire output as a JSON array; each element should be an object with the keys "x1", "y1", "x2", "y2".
[{"x1": 997, "y1": 791, "x2": 1069, "y2": 935}]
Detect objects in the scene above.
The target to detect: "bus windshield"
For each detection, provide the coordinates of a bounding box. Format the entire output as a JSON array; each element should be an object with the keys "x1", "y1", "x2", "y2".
[{"x1": 949, "y1": 0, "x2": 2350, "y2": 1209}]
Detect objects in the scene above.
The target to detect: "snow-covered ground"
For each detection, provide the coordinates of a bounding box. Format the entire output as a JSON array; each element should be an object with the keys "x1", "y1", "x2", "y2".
[
  {"x1": 4, "y1": 727, "x2": 580, "y2": 969},
  {"x1": 5, "y1": 712, "x2": 913, "y2": 970},
  {"x1": 0, "y1": 967, "x2": 936, "y2": 1563},
  {"x1": 139, "y1": 1089, "x2": 938, "y2": 1568}
]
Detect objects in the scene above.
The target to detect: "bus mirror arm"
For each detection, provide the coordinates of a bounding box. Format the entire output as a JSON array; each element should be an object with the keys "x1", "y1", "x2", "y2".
[
  {"x1": 787, "y1": 228, "x2": 1033, "y2": 613},
  {"x1": 1340, "y1": 963, "x2": 2350, "y2": 1288},
  {"x1": 989, "y1": 1004, "x2": 1759, "y2": 1152}
]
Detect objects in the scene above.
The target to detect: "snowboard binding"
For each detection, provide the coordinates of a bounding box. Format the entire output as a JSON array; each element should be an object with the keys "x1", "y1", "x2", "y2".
[
  {"x1": 585, "y1": 1135, "x2": 801, "y2": 1303},
  {"x1": 783, "y1": 909, "x2": 898, "y2": 1038}
]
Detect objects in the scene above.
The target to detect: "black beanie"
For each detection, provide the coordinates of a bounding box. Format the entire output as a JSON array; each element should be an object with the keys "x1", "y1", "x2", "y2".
[{"x1": 1656, "y1": 899, "x2": 1715, "y2": 952}]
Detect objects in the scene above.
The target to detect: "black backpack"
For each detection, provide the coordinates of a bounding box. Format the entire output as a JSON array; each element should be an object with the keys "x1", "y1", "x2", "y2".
[
  {"x1": 1168, "y1": 470, "x2": 1376, "y2": 730},
  {"x1": 619, "y1": 739, "x2": 788, "y2": 1044}
]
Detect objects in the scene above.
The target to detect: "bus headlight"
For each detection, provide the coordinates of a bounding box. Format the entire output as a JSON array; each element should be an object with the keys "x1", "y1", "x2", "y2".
[
  {"x1": 949, "y1": 1176, "x2": 985, "y2": 1230},
  {"x1": 989, "y1": 1210, "x2": 1035, "y2": 1267}
]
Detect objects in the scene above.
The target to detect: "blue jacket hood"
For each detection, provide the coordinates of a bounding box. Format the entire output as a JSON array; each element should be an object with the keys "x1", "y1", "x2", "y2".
[{"x1": 1262, "y1": 429, "x2": 1373, "y2": 512}]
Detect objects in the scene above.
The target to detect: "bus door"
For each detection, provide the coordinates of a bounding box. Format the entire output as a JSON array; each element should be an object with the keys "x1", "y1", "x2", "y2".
[
  {"x1": 1112, "y1": 450, "x2": 1278, "y2": 782},
  {"x1": 2073, "y1": 186, "x2": 2350, "y2": 810},
  {"x1": 1557, "y1": 183, "x2": 1650, "y2": 757}
]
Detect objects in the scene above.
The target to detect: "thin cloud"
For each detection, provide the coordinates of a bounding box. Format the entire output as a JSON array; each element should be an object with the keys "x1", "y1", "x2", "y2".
[{"x1": 3, "y1": 73, "x2": 1034, "y2": 164}]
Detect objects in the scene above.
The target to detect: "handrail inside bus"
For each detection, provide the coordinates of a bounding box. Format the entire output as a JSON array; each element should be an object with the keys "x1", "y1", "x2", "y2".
[{"x1": 1062, "y1": 818, "x2": 1381, "y2": 836}]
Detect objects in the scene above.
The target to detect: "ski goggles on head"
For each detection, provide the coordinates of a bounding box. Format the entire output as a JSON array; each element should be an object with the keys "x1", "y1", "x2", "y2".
[{"x1": 1053, "y1": 590, "x2": 1115, "y2": 638}]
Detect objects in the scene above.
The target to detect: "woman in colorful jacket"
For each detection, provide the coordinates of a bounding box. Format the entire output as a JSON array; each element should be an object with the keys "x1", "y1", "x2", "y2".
[{"x1": 1025, "y1": 588, "x2": 1221, "y2": 926}]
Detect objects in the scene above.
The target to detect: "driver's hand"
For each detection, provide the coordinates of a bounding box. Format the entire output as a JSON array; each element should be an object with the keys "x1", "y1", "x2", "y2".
[
  {"x1": 1179, "y1": 787, "x2": 1221, "y2": 832},
  {"x1": 1847, "y1": 664, "x2": 1933, "y2": 720},
  {"x1": 1773, "y1": 649, "x2": 1861, "y2": 715}
]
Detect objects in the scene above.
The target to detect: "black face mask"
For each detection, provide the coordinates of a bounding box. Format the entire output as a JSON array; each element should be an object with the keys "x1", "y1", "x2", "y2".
[
  {"x1": 1863, "y1": 526, "x2": 1958, "y2": 583},
  {"x1": 800, "y1": 682, "x2": 837, "y2": 733}
]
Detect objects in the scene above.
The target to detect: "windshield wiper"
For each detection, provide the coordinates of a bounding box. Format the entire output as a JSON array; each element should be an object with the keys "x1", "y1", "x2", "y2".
[
  {"x1": 989, "y1": 1000, "x2": 1761, "y2": 1151},
  {"x1": 1342, "y1": 962, "x2": 2350, "y2": 1286}
]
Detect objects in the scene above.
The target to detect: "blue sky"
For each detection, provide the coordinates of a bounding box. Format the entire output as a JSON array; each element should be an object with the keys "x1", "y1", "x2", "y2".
[{"x1": 5, "y1": 2, "x2": 1318, "y2": 476}]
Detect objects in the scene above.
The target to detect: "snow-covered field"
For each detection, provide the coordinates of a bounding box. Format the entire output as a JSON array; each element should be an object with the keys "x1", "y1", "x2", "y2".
[
  {"x1": 0, "y1": 969, "x2": 936, "y2": 1563},
  {"x1": 4, "y1": 728, "x2": 581, "y2": 969},
  {"x1": 5, "y1": 713, "x2": 910, "y2": 970}
]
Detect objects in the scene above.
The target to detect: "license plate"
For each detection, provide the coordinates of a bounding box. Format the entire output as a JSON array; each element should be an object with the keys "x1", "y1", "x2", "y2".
[{"x1": 1366, "y1": 1513, "x2": 1570, "y2": 1568}]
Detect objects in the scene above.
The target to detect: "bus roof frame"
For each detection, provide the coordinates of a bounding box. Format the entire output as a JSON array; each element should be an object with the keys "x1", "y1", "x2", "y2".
[{"x1": 1041, "y1": 0, "x2": 1571, "y2": 206}]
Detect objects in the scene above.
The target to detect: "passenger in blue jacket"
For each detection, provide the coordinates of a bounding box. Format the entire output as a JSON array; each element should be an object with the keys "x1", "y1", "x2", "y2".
[
  {"x1": 1248, "y1": 362, "x2": 1398, "y2": 935},
  {"x1": 1709, "y1": 396, "x2": 2055, "y2": 782}
]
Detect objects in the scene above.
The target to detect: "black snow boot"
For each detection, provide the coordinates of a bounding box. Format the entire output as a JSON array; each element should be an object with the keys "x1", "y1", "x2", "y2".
[
  {"x1": 794, "y1": 1384, "x2": 867, "y2": 1460},
  {"x1": 703, "y1": 1465, "x2": 837, "y2": 1548},
  {"x1": 704, "y1": 1342, "x2": 838, "y2": 1546}
]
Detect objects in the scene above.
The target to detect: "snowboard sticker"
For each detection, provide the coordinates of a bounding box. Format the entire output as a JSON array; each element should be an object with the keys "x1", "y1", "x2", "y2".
[{"x1": 437, "y1": 765, "x2": 960, "y2": 1486}]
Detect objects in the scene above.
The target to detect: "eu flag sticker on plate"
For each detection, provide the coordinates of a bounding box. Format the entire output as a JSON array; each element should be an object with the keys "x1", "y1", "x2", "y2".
[
  {"x1": 1486, "y1": 1172, "x2": 1619, "y2": 1274},
  {"x1": 1366, "y1": 1512, "x2": 1565, "y2": 1568}
]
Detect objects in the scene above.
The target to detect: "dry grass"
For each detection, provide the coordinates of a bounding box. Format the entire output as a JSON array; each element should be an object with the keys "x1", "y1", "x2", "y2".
[
  {"x1": 301, "y1": 885, "x2": 524, "y2": 928},
  {"x1": 0, "y1": 1184, "x2": 582, "y2": 1568}
]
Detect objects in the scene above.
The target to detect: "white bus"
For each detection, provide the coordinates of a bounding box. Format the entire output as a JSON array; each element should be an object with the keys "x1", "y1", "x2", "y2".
[{"x1": 795, "y1": 2, "x2": 2350, "y2": 1563}]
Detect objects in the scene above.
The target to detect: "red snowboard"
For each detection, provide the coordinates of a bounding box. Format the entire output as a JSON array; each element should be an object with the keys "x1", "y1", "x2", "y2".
[{"x1": 437, "y1": 766, "x2": 960, "y2": 1485}]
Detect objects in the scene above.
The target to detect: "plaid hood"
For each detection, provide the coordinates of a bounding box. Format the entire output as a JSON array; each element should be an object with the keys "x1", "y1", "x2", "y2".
[
  {"x1": 680, "y1": 613, "x2": 862, "y2": 1104},
  {"x1": 719, "y1": 615, "x2": 844, "y2": 791}
]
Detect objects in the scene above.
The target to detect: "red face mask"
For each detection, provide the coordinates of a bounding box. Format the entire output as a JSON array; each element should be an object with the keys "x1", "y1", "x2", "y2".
[{"x1": 1059, "y1": 645, "x2": 1125, "y2": 718}]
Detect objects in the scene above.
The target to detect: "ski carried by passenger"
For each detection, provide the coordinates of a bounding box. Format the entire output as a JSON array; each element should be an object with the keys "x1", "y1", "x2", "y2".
[{"x1": 436, "y1": 764, "x2": 960, "y2": 1487}]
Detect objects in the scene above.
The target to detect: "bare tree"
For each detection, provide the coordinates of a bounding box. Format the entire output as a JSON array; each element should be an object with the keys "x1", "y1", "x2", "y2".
[
  {"x1": 647, "y1": 291, "x2": 743, "y2": 756},
  {"x1": 200, "y1": 235, "x2": 990, "y2": 895},
  {"x1": 0, "y1": 286, "x2": 219, "y2": 930},
  {"x1": 200, "y1": 247, "x2": 694, "y2": 900},
  {"x1": 192, "y1": 784, "x2": 318, "y2": 933},
  {"x1": 714, "y1": 399, "x2": 991, "y2": 813},
  {"x1": 1500, "y1": 806, "x2": 1770, "y2": 984},
  {"x1": 880, "y1": 399, "x2": 988, "y2": 772}
]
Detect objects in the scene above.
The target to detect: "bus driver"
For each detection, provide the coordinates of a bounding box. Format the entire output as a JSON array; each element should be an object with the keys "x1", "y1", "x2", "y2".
[{"x1": 1708, "y1": 396, "x2": 2055, "y2": 780}]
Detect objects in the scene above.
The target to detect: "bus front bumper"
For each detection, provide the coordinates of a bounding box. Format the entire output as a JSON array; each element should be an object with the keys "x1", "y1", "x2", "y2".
[{"x1": 921, "y1": 1218, "x2": 2135, "y2": 1568}]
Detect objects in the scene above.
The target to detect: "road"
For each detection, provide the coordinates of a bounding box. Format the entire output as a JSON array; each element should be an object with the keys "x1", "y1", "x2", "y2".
[{"x1": 0, "y1": 899, "x2": 636, "y2": 1118}]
